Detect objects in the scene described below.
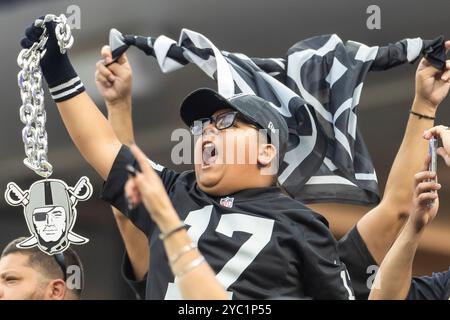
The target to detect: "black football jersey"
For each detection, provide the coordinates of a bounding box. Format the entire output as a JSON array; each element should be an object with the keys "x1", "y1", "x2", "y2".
[
  {"x1": 102, "y1": 145, "x2": 355, "y2": 300},
  {"x1": 338, "y1": 226, "x2": 378, "y2": 299},
  {"x1": 407, "y1": 268, "x2": 450, "y2": 300},
  {"x1": 121, "y1": 252, "x2": 147, "y2": 300}
]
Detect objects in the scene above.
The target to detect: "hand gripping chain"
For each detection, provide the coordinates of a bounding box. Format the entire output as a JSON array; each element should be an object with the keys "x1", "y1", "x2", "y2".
[{"x1": 17, "y1": 14, "x2": 74, "y2": 178}]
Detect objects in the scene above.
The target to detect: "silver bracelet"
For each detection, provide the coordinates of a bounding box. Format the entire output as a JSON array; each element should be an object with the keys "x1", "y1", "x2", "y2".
[
  {"x1": 169, "y1": 242, "x2": 197, "y2": 266},
  {"x1": 175, "y1": 256, "x2": 206, "y2": 278},
  {"x1": 159, "y1": 223, "x2": 187, "y2": 241}
]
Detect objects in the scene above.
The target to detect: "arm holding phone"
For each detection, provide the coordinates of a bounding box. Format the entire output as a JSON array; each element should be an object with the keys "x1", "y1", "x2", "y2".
[{"x1": 369, "y1": 157, "x2": 440, "y2": 300}]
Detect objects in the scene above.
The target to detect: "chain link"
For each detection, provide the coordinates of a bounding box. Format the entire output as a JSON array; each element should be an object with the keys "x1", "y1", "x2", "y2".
[{"x1": 17, "y1": 14, "x2": 74, "y2": 178}]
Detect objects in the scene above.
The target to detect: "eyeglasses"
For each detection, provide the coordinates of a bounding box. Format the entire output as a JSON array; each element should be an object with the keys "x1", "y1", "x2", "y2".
[{"x1": 190, "y1": 111, "x2": 257, "y2": 136}]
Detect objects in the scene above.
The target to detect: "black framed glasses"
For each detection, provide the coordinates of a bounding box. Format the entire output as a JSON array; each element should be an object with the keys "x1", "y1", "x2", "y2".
[
  {"x1": 190, "y1": 111, "x2": 259, "y2": 136},
  {"x1": 190, "y1": 111, "x2": 238, "y2": 136}
]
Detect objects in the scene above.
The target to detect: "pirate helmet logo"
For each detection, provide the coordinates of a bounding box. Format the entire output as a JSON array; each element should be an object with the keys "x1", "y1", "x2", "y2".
[{"x1": 4, "y1": 177, "x2": 92, "y2": 255}]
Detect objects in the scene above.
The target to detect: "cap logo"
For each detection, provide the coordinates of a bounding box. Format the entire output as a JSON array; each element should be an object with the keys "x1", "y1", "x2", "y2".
[
  {"x1": 228, "y1": 93, "x2": 253, "y2": 101},
  {"x1": 268, "y1": 122, "x2": 276, "y2": 134}
]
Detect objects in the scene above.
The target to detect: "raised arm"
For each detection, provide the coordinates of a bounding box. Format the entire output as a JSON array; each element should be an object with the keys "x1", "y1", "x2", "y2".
[
  {"x1": 57, "y1": 93, "x2": 121, "y2": 180},
  {"x1": 369, "y1": 159, "x2": 440, "y2": 299},
  {"x1": 95, "y1": 46, "x2": 149, "y2": 282},
  {"x1": 357, "y1": 43, "x2": 450, "y2": 263},
  {"x1": 96, "y1": 46, "x2": 135, "y2": 145}
]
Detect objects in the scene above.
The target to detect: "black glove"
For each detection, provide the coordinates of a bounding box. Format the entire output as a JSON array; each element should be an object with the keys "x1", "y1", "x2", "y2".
[{"x1": 20, "y1": 17, "x2": 85, "y2": 102}]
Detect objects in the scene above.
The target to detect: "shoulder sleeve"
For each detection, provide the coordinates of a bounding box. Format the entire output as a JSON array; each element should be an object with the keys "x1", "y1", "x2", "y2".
[
  {"x1": 407, "y1": 269, "x2": 450, "y2": 300},
  {"x1": 101, "y1": 144, "x2": 180, "y2": 236},
  {"x1": 121, "y1": 251, "x2": 147, "y2": 300},
  {"x1": 337, "y1": 225, "x2": 378, "y2": 300},
  {"x1": 299, "y1": 214, "x2": 355, "y2": 300}
]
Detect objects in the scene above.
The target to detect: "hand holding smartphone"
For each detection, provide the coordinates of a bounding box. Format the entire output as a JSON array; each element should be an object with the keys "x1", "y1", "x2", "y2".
[
  {"x1": 428, "y1": 137, "x2": 438, "y2": 206},
  {"x1": 429, "y1": 137, "x2": 438, "y2": 181}
]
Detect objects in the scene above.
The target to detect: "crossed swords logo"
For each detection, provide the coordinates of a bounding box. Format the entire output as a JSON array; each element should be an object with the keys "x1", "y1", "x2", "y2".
[{"x1": 4, "y1": 177, "x2": 92, "y2": 255}]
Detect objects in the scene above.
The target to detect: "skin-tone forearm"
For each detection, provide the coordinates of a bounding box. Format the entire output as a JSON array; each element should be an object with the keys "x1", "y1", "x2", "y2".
[
  {"x1": 383, "y1": 98, "x2": 436, "y2": 206},
  {"x1": 370, "y1": 159, "x2": 439, "y2": 300},
  {"x1": 107, "y1": 96, "x2": 134, "y2": 146},
  {"x1": 156, "y1": 210, "x2": 228, "y2": 300},
  {"x1": 106, "y1": 94, "x2": 149, "y2": 281},
  {"x1": 357, "y1": 98, "x2": 435, "y2": 263},
  {"x1": 369, "y1": 222, "x2": 422, "y2": 300},
  {"x1": 111, "y1": 208, "x2": 149, "y2": 280},
  {"x1": 56, "y1": 92, "x2": 122, "y2": 180}
]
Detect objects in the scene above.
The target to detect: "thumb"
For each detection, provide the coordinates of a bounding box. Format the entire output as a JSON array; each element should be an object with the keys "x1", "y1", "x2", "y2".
[
  {"x1": 437, "y1": 147, "x2": 450, "y2": 166},
  {"x1": 101, "y1": 45, "x2": 113, "y2": 62},
  {"x1": 108, "y1": 53, "x2": 131, "y2": 78},
  {"x1": 445, "y1": 41, "x2": 450, "y2": 54}
]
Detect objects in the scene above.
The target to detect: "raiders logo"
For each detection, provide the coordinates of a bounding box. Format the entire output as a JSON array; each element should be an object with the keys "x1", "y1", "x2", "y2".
[{"x1": 4, "y1": 177, "x2": 92, "y2": 255}]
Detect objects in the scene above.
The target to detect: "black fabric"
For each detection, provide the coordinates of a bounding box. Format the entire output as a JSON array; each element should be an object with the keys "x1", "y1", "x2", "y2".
[
  {"x1": 121, "y1": 251, "x2": 147, "y2": 300},
  {"x1": 407, "y1": 268, "x2": 450, "y2": 300},
  {"x1": 102, "y1": 146, "x2": 355, "y2": 300},
  {"x1": 20, "y1": 18, "x2": 85, "y2": 102},
  {"x1": 101, "y1": 145, "x2": 175, "y2": 236},
  {"x1": 179, "y1": 88, "x2": 235, "y2": 126},
  {"x1": 422, "y1": 36, "x2": 447, "y2": 70},
  {"x1": 338, "y1": 225, "x2": 378, "y2": 300},
  {"x1": 116, "y1": 29, "x2": 446, "y2": 206}
]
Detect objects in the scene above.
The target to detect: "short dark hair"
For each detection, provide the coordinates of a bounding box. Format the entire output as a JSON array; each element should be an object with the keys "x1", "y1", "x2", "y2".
[{"x1": 1, "y1": 237, "x2": 84, "y2": 299}]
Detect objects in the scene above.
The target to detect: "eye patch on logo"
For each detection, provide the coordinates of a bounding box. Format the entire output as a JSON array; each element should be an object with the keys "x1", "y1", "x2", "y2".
[
  {"x1": 33, "y1": 211, "x2": 47, "y2": 221},
  {"x1": 32, "y1": 207, "x2": 64, "y2": 222}
]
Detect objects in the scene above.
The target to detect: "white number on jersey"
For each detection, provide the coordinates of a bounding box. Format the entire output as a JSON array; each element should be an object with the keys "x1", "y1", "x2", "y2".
[{"x1": 164, "y1": 206, "x2": 275, "y2": 300}]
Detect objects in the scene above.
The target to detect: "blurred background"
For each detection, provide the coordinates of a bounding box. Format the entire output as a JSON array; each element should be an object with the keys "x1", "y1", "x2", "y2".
[{"x1": 0, "y1": 0, "x2": 448, "y2": 299}]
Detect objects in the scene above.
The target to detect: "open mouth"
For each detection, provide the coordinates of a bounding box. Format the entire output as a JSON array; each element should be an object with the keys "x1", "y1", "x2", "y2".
[{"x1": 202, "y1": 141, "x2": 218, "y2": 167}]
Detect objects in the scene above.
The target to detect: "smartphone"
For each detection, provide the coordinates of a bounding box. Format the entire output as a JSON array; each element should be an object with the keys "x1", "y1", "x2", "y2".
[
  {"x1": 428, "y1": 138, "x2": 438, "y2": 206},
  {"x1": 429, "y1": 137, "x2": 438, "y2": 180}
]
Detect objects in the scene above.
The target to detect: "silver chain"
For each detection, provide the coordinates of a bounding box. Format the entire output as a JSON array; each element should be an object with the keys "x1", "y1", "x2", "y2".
[{"x1": 17, "y1": 14, "x2": 74, "y2": 178}]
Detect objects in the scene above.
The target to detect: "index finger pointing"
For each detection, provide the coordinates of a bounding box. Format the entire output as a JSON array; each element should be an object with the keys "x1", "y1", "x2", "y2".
[{"x1": 130, "y1": 144, "x2": 153, "y2": 175}]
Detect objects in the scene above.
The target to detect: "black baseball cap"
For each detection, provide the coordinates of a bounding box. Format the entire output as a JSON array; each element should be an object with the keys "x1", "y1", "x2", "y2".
[{"x1": 180, "y1": 88, "x2": 289, "y2": 164}]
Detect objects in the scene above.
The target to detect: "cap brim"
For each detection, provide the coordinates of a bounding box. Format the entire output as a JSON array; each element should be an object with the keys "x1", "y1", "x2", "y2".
[{"x1": 180, "y1": 88, "x2": 237, "y2": 127}]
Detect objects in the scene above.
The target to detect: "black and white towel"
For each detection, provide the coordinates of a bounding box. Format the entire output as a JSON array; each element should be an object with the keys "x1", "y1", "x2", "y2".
[{"x1": 110, "y1": 29, "x2": 445, "y2": 205}]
